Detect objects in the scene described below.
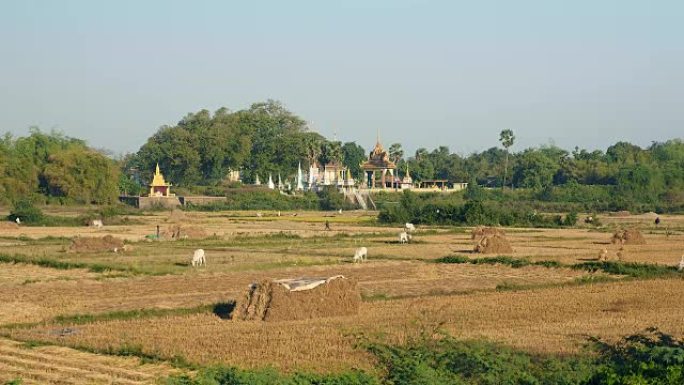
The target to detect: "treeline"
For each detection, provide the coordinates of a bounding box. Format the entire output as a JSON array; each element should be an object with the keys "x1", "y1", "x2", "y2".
[
  {"x1": 0, "y1": 128, "x2": 120, "y2": 205},
  {"x1": 124, "y1": 100, "x2": 367, "y2": 190},
  {"x1": 3, "y1": 101, "x2": 682, "y2": 211},
  {"x1": 395, "y1": 140, "x2": 684, "y2": 211}
]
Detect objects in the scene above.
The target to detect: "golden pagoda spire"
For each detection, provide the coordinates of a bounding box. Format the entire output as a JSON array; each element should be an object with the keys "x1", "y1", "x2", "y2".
[{"x1": 155, "y1": 163, "x2": 161, "y2": 176}]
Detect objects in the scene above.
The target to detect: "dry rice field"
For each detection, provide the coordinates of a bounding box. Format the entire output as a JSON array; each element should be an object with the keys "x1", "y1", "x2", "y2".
[{"x1": 0, "y1": 209, "x2": 683, "y2": 381}]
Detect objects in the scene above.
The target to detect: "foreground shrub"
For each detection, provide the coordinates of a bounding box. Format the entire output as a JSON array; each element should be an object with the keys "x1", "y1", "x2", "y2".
[
  {"x1": 163, "y1": 367, "x2": 379, "y2": 385},
  {"x1": 8, "y1": 199, "x2": 44, "y2": 223},
  {"x1": 585, "y1": 328, "x2": 684, "y2": 385}
]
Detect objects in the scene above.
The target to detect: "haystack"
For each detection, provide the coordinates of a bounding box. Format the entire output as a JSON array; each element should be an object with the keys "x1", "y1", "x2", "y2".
[
  {"x1": 234, "y1": 275, "x2": 360, "y2": 322},
  {"x1": 162, "y1": 224, "x2": 207, "y2": 240},
  {"x1": 69, "y1": 235, "x2": 124, "y2": 252},
  {"x1": 167, "y1": 209, "x2": 187, "y2": 223},
  {"x1": 474, "y1": 234, "x2": 513, "y2": 254},
  {"x1": 611, "y1": 229, "x2": 646, "y2": 245},
  {"x1": 470, "y1": 226, "x2": 506, "y2": 240}
]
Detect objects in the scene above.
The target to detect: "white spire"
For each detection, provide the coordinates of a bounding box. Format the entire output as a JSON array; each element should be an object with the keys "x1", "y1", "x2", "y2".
[
  {"x1": 255, "y1": 174, "x2": 261, "y2": 185},
  {"x1": 267, "y1": 173, "x2": 275, "y2": 189},
  {"x1": 296, "y1": 162, "x2": 304, "y2": 191}
]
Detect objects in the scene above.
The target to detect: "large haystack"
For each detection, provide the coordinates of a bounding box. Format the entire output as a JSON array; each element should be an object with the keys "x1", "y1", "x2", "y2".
[
  {"x1": 162, "y1": 224, "x2": 207, "y2": 240},
  {"x1": 470, "y1": 226, "x2": 506, "y2": 240},
  {"x1": 69, "y1": 235, "x2": 124, "y2": 252},
  {"x1": 474, "y1": 234, "x2": 513, "y2": 254},
  {"x1": 234, "y1": 275, "x2": 360, "y2": 322},
  {"x1": 611, "y1": 229, "x2": 646, "y2": 245}
]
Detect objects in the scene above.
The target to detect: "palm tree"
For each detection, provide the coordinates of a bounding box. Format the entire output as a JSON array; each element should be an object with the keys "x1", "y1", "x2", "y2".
[{"x1": 499, "y1": 129, "x2": 515, "y2": 190}]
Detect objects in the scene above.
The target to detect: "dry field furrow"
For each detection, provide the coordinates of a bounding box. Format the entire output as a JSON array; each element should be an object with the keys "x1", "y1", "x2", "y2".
[
  {"x1": 0, "y1": 261, "x2": 590, "y2": 325},
  {"x1": 14, "y1": 278, "x2": 684, "y2": 373},
  {"x1": 0, "y1": 338, "x2": 178, "y2": 384}
]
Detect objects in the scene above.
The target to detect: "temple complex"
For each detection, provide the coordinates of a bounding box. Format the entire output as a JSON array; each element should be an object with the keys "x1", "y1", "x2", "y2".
[
  {"x1": 149, "y1": 163, "x2": 173, "y2": 197},
  {"x1": 361, "y1": 140, "x2": 396, "y2": 189}
]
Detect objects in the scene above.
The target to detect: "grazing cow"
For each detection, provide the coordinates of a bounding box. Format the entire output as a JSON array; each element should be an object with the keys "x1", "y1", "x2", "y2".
[
  {"x1": 405, "y1": 223, "x2": 416, "y2": 232},
  {"x1": 192, "y1": 249, "x2": 206, "y2": 267},
  {"x1": 353, "y1": 247, "x2": 367, "y2": 263},
  {"x1": 678, "y1": 255, "x2": 684, "y2": 272},
  {"x1": 256, "y1": 212, "x2": 263, "y2": 218},
  {"x1": 90, "y1": 219, "x2": 103, "y2": 228},
  {"x1": 399, "y1": 231, "x2": 409, "y2": 244}
]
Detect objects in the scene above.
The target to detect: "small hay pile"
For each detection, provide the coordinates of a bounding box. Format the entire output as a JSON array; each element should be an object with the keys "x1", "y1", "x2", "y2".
[
  {"x1": 166, "y1": 209, "x2": 187, "y2": 223},
  {"x1": 234, "y1": 275, "x2": 360, "y2": 322},
  {"x1": 474, "y1": 234, "x2": 513, "y2": 254},
  {"x1": 162, "y1": 224, "x2": 207, "y2": 240},
  {"x1": 611, "y1": 229, "x2": 646, "y2": 245},
  {"x1": 69, "y1": 235, "x2": 124, "y2": 252},
  {"x1": 470, "y1": 226, "x2": 506, "y2": 240}
]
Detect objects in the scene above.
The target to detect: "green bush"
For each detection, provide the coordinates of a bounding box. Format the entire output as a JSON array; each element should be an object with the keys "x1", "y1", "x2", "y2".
[
  {"x1": 572, "y1": 261, "x2": 680, "y2": 279},
  {"x1": 585, "y1": 328, "x2": 684, "y2": 385},
  {"x1": 8, "y1": 199, "x2": 45, "y2": 223},
  {"x1": 163, "y1": 367, "x2": 379, "y2": 385},
  {"x1": 367, "y1": 338, "x2": 593, "y2": 385}
]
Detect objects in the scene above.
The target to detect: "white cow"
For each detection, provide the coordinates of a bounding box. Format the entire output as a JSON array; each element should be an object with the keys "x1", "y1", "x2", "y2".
[
  {"x1": 191, "y1": 248, "x2": 206, "y2": 267},
  {"x1": 405, "y1": 223, "x2": 416, "y2": 232},
  {"x1": 256, "y1": 212, "x2": 263, "y2": 218},
  {"x1": 353, "y1": 247, "x2": 367, "y2": 263},
  {"x1": 399, "y1": 231, "x2": 409, "y2": 244},
  {"x1": 90, "y1": 219, "x2": 103, "y2": 228},
  {"x1": 678, "y1": 255, "x2": 684, "y2": 272},
  {"x1": 15, "y1": 217, "x2": 20, "y2": 225}
]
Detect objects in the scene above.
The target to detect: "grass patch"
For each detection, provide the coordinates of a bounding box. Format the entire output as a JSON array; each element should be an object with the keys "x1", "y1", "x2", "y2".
[
  {"x1": 435, "y1": 255, "x2": 562, "y2": 269},
  {"x1": 0, "y1": 253, "x2": 133, "y2": 274},
  {"x1": 572, "y1": 261, "x2": 681, "y2": 278}
]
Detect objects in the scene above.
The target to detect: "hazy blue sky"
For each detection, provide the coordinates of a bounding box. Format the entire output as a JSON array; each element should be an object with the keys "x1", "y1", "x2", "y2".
[{"x1": 1, "y1": 0, "x2": 682, "y2": 156}]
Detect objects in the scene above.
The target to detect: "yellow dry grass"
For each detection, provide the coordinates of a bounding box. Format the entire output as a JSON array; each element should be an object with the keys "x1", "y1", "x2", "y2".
[
  {"x1": 1, "y1": 210, "x2": 684, "y2": 377},
  {"x1": 11, "y1": 278, "x2": 684, "y2": 373},
  {"x1": 0, "y1": 337, "x2": 179, "y2": 384}
]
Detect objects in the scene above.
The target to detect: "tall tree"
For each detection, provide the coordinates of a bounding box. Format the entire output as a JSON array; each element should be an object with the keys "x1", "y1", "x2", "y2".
[
  {"x1": 499, "y1": 129, "x2": 515, "y2": 189},
  {"x1": 389, "y1": 143, "x2": 404, "y2": 164}
]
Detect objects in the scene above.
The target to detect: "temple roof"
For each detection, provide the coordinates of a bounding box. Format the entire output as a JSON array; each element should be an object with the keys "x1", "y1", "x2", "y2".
[
  {"x1": 150, "y1": 163, "x2": 171, "y2": 187},
  {"x1": 361, "y1": 140, "x2": 396, "y2": 170}
]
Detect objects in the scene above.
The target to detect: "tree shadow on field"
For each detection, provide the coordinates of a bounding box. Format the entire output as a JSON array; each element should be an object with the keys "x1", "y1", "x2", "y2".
[{"x1": 213, "y1": 302, "x2": 236, "y2": 319}]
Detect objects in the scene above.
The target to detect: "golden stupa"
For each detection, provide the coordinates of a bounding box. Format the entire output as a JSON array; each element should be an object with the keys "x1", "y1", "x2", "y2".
[{"x1": 149, "y1": 163, "x2": 172, "y2": 197}]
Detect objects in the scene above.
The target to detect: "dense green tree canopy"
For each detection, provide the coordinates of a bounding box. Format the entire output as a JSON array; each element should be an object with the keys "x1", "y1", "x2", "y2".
[{"x1": 0, "y1": 129, "x2": 119, "y2": 204}]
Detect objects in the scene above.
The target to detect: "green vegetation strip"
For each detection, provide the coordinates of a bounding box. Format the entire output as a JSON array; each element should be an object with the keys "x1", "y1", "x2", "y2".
[
  {"x1": 435, "y1": 255, "x2": 682, "y2": 279},
  {"x1": 0, "y1": 253, "x2": 132, "y2": 274}
]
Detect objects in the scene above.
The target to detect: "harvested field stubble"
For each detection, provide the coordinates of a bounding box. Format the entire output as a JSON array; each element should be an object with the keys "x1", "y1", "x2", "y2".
[
  {"x1": 13, "y1": 279, "x2": 684, "y2": 373},
  {"x1": 0, "y1": 337, "x2": 178, "y2": 384}
]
